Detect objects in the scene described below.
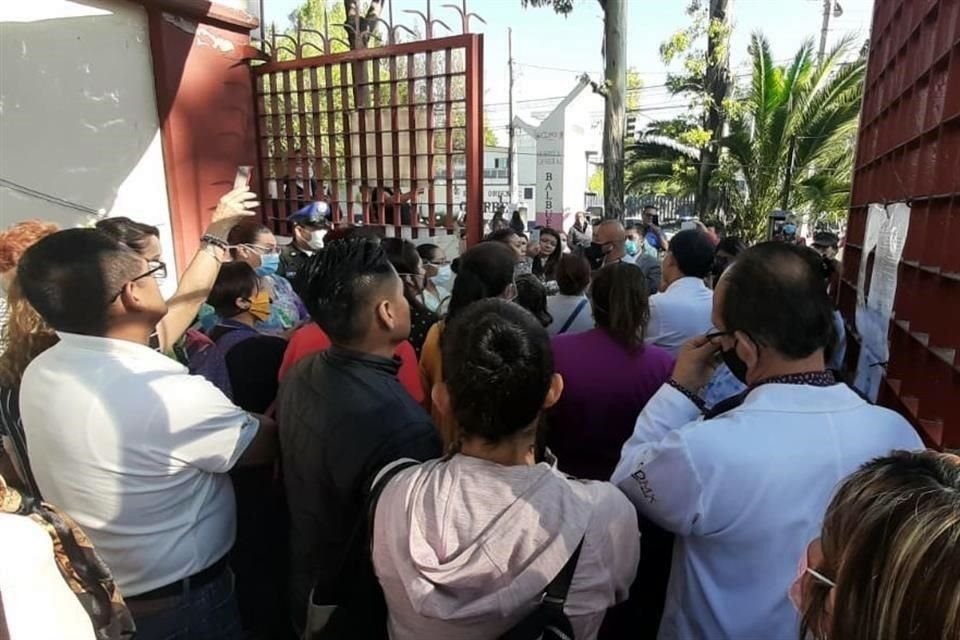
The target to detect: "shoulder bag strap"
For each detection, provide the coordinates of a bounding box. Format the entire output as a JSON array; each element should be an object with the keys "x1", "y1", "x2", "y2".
[
  {"x1": 541, "y1": 538, "x2": 585, "y2": 610},
  {"x1": 557, "y1": 299, "x2": 589, "y2": 335},
  {"x1": 1, "y1": 389, "x2": 42, "y2": 500},
  {"x1": 315, "y1": 458, "x2": 421, "y2": 597}
]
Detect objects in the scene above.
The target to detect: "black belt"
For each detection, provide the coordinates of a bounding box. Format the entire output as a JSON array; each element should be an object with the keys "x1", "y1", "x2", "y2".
[{"x1": 127, "y1": 555, "x2": 229, "y2": 602}]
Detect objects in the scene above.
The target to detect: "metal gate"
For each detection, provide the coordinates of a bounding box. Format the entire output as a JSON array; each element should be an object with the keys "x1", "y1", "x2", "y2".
[{"x1": 249, "y1": 3, "x2": 484, "y2": 246}]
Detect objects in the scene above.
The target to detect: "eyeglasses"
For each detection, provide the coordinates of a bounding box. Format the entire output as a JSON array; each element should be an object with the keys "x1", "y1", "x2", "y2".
[
  {"x1": 425, "y1": 260, "x2": 451, "y2": 267},
  {"x1": 804, "y1": 567, "x2": 836, "y2": 590},
  {"x1": 111, "y1": 260, "x2": 166, "y2": 301},
  {"x1": 245, "y1": 243, "x2": 279, "y2": 256},
  {"x1": 134, "y1": 260, "x2": 167, "y2": 282},
  {"x1": 705, "y1": 330, "x2": 731, "y2": 342}
]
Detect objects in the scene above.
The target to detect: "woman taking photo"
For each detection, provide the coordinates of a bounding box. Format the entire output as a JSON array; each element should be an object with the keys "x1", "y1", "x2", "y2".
[
  {"x1": 547, "y1": 263, "x2": 674, "y2": 480},
  {"x1": 373, "y1": 299, "x2": 639, "y2": 640},
  {"x1": 796, "y1": 450, "x2": 959, "y2": 640},
  {"x1": 419, "y1": 242, "x2": 517, "y2": 448}
]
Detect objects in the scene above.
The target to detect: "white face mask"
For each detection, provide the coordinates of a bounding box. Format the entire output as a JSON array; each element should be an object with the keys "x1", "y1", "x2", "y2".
[
  {"x1": 307, "y1": 229, "x2": 326, "y2": 251},
  {"x1": 431, "y1": 264, "x2": 453, "y2": 289}
]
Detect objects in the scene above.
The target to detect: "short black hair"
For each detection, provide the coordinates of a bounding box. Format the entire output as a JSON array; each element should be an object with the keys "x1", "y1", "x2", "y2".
[
  {"x1": 95, "y1": 217, "x2": 159, "y2": 254},
  {"x1": 17, "y1": 229, "x2": 145, "y2": 336},
  {"x1": 555, "y1": 254, "x2": 591, "y2": 295},
  {"x1": 715, "y1": 236, "x2": 747, "y2": 257},
  {"x1": 208, "y1": 262, "x2": 259, "y2": 318},
  {"x1": 416, "y1": 243, "x2": 441, "y2": 263},
  {"x1": 442, "y1": 299, "x2": 553, "y2": 443},
  {"x1": 447, "y1": 242, "x2": 516, "y2": 321},
  {"x1": 484, "y1": 228, "x2": 518, "y2": 244},
  {"x1": 227, "y1": 221, "x2": 272, "y2": 260},
  {"x1": 515, "y1": 274, "x2": 552, "y2": 327},
  {"x1": 591, "y1": 263, "x2": 650, "y2": 349},
  {"x1": 381, "y1": 237, "x2": 420, "y2": 275},
  {"x1": 669, "y1": 229, "x2": 716, "y2": 278},
  {"x1": 303, "y1": 238, "x2": 397, "y2": 344},
  {"x1": 720, "y1": 242, "x2": 836, "y2": 359}
]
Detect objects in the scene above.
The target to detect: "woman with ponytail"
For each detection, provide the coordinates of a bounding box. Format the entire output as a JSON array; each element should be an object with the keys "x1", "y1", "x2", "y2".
[{"x1": 419, "y1": 242, "x2": 517, "y2": 448}]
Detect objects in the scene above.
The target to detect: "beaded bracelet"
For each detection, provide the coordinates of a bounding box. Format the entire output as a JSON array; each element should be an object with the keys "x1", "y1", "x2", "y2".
[
  {"x1": 200, "y1": 234, "x2": 229, "y2": 249},
  {"x1": 667, "y1": 378, "x2": 708, "y2": 413}
]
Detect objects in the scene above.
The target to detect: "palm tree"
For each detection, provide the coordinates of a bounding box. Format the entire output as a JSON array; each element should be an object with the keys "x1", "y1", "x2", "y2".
[
  {"x1": 724, "y1": 33, "x2": 865, "y2": 239},
  {"x1": 626, "y1": 32, "x2": 865, "y2": 241}
]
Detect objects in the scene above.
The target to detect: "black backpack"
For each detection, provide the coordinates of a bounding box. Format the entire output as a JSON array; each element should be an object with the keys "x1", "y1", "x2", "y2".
[{"x1": 499, "y1": 538, "x2": 586, "y2": 640}]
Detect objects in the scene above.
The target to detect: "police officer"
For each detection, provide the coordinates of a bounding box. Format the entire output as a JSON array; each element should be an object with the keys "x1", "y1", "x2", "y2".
[{"x1": 279, "y1": 201, "x2": 330, "y2": 297}]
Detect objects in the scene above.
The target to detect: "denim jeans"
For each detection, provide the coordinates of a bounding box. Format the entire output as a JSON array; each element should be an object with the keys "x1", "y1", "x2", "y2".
[{"x1": 130, "y1": 569, "x2": 244, "y2": 640}]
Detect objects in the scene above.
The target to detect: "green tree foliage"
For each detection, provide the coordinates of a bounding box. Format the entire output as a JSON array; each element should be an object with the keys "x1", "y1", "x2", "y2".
[
  {"x1": 723, "y1": 34, "x2": 865, "y2": 240},
  {"x1": 628, "y1": 32, "x2": 864, "y2": 242},
  {"x1": 627, "y1": 0, "x2": 730, "y2": 218},
  {"x1": 588, "y1": 167, "x2": 604, "y2": 195}
]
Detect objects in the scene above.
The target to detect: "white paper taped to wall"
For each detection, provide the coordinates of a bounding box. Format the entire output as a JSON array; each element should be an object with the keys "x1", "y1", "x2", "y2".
[{"x1": 853, "y1": 202, "x2": 911, "y2": 401}]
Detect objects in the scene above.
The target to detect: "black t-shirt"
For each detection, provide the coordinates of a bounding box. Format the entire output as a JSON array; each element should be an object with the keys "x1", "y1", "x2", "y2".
[{"x1": 208, "y1": 325, "x2": 287, "y2": 414}]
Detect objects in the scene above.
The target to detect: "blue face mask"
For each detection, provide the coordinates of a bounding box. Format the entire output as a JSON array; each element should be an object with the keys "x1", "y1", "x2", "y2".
[
  {"x1": 625, "y1": 239, "x2": 640, "y2": 256},
  {"x1": 256, "y1": 253, "x2": 280, "y2": 277},
  {"x1": 783, "y1": 223, "x2": 797, "y2": 235}
]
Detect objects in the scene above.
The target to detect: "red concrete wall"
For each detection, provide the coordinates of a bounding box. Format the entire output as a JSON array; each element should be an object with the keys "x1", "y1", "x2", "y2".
[
  {"x1": 841, "y1": 0, "x2": 960, "y2": 448},
  {"x1": 145, "y1": 3, "x2": 260, "y2": 273}
]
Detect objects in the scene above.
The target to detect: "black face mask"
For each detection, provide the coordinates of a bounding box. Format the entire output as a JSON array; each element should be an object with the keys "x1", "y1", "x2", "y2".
[
  {"x1": 720, "y1": 345, "x2": 749, "y2": 384},
  {"x1": 584, "y1": 242, "x2": 607, "y2": 270}
]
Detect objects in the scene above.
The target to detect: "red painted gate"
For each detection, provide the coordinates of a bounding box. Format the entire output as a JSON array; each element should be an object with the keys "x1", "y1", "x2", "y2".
[{"x1": 248, "y1": 3, "x2": 485, "y2": 247}]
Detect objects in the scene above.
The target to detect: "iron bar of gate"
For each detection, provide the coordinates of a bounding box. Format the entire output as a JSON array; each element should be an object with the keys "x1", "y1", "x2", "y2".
[
  {"x1": 389, "y1": 53, "x2": 403, "y2": 228},
  {"x1": 444, "y1": 48, "x2": 454, "y2": 229},
  {"x1": 464, "y1": 34, "x2": 483, "y2": 246}
]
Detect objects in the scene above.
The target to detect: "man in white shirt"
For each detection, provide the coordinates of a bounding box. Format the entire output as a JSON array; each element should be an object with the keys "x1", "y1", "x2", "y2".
[
  {"x1": 17, "y1": 229, "x2": 277, "y2": 640},
  {"x1": 612, "y1": 242, "x2": 923, "y2": 640},
  {"x1": 644, "y1": 229, "x2": 716, "y2": 355}
]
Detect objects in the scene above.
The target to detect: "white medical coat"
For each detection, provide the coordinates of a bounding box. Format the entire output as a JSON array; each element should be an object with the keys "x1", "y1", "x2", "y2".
[
  {"x1": 644, "y1": 277, "x2": 714, "y2": 356},
  {"x1": 611, "y1": 382, "x2": 923, "y2": 640}
]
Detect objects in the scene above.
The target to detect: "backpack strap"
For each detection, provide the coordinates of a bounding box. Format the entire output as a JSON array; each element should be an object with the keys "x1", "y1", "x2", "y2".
[
  {"x1": 557, "y1": 299, "x2": 589, "y2": 335},
  {"x1": 540, "y1": 538, "x2": 585, "y2": 611},
  {"x1": 367, "y1": 458, "x2": 420, "y2": 534}
]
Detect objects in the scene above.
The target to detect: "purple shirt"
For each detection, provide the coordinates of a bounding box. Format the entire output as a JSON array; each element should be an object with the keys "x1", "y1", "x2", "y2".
[{"x1": 548, "y1": 328, "x2": 674, "y2": 480}]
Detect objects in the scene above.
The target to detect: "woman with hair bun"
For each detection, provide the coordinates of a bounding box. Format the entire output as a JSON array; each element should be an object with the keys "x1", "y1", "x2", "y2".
[{"x1": 373, "y1": 299, "x2": 639, "y2": 640}]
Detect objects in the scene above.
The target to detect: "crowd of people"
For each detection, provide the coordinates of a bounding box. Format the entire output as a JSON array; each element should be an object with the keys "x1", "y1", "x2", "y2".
[{"x1": 0, "y1": 194, "x2": 956, "y2": 640}]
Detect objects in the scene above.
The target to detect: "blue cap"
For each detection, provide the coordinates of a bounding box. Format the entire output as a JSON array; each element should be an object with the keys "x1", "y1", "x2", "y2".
[{"x1": 288, "y1": 201, "x2": 331, "y2": 227}]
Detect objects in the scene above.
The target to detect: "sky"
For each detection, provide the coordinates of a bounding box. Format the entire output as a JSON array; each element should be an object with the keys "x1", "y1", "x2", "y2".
[{"x1": 262, "y1": 0, "x2": 876, "y2": 140}]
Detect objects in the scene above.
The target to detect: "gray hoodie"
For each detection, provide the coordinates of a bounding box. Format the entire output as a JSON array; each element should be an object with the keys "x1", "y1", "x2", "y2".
[{"x1": 372, "y1": 455, "x2": 640, "y2": 640}]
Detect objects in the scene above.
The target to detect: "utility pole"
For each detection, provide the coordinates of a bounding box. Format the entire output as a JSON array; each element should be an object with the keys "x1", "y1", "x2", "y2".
[
  {"x1": 818, "y1": 0, "x2": 843, "y2": 63},
  {"x1": 508, "y1": 27, "x2": 519, "y2": 206},
  {"x1": 602, "y1": 0, "x2": 626, "y2": 221}
]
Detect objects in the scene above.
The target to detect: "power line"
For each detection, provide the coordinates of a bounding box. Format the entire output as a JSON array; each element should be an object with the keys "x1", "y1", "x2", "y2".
[{"x1": 0, "y1": 177, "x2": 103, "y2": 216}]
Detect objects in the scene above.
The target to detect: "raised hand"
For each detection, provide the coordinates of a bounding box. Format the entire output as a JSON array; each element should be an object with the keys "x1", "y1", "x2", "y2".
[{"x1": 207, "y1": 187, "x2": 260, "y2": 238}]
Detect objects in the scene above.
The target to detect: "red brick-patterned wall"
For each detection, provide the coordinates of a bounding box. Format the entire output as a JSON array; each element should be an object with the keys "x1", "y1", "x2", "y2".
[{"x1": 841, "y1": 0, "x2": 960, "y2": 449}]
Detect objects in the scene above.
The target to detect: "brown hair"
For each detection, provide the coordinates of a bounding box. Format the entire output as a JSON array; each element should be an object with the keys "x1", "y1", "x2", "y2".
[
  {"x1": 555, "y1": 254, "x2": 591, "y2": 296},
  {"x1": 589, "y1": 263, "x2": 650, "y2": 349},
  {"x1": 0, "y1": 279, "x2": 58, "y2": 387},
  {"x1": 800, "y1": 450, "x2": 960, "y2": 640}
]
